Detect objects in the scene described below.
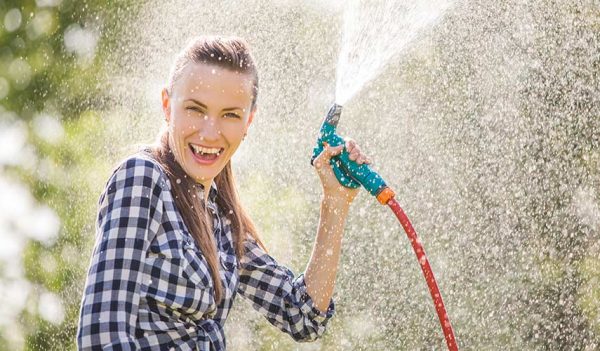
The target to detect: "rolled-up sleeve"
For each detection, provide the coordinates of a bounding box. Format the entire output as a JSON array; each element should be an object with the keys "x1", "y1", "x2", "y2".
[
  {"x1": 237, "y1": 238, "x2": 335, "y2": 342},
  {"x1": 77, "y1": 157, "x2": 164, "y2": 350}
]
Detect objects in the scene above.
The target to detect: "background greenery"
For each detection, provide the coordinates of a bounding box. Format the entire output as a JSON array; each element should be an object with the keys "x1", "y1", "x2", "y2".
[{"x1": 0, "y1": 0, "x2": 598, "y2": 350}]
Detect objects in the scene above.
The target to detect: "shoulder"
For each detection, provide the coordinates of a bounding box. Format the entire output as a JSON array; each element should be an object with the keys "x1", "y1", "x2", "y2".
[
  {"x1": 96, "y1": 152, "x2": 171, "y2": 225},
  {"x1": 104, "y1": 152, "x2": 171, "y2": 196}
]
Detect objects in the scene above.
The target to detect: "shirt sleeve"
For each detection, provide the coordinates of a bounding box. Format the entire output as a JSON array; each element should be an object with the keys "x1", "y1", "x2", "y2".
[
  {"x1": 237, "y1": 238, "x2": 335, "y2": 342},
  {"x1": 77, "y1": 157, "x2": 165, "y2": 351}
]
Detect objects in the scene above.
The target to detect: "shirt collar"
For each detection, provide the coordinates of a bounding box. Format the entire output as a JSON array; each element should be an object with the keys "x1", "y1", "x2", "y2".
[{"x1": 198, "y1": 179, "x2": 218, "y2": 204}]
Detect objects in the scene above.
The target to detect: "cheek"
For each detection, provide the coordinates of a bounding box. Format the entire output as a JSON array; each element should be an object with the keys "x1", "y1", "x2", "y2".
[
  {"x1": 172, "y1": 114, "x2": 198, "y2": 135},
  {"x1": 219, "y1": 124, "x2": 245, "y2": 143}
]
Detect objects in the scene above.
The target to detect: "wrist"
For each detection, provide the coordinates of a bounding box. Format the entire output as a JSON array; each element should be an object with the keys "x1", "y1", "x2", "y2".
[{"x1": 321, "y1": 195, "x2": 352, "y2": 209}]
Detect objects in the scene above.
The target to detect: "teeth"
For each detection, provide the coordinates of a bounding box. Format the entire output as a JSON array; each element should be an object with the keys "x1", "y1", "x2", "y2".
[{"x1": 190, "y1": 144, "x2": 221, "y2": 155}]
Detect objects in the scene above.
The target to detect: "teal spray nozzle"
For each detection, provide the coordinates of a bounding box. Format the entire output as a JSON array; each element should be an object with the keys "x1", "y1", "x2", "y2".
[{"x1": 311, "y1": 104, "x2": 395, "y2": 204}]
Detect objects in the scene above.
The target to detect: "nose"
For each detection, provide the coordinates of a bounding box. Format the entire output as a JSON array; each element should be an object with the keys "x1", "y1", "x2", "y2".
[{"x1": 197, "y1": 116, "x2": 221, "y2": 142}]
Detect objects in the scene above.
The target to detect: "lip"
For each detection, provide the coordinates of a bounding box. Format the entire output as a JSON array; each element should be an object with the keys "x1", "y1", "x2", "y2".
[{"x1": 188, "y1": 144, "x2": 224, "y2": 166}]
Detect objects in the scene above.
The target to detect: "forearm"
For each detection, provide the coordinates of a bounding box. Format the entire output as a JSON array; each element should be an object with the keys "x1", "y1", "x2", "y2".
[{"x1": 303, "y1": 196, "x2": 350, "y2": 312}]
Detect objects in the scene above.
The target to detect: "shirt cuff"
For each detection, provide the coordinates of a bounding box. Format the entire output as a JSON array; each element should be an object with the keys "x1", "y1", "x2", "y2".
[{"x1": 294, "y1": 274, "x2": 335, "y2": 325}]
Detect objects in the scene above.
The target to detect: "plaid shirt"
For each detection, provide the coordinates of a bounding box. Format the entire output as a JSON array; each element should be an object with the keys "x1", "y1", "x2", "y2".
[{"x1": 76, "y1": 153, "x2": 335, "y2": 350}]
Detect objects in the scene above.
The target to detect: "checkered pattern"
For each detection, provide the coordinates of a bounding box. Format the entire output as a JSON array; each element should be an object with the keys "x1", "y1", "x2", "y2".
[{"x1": 77, "y1": 153, "x2": 335, "y2": 350}]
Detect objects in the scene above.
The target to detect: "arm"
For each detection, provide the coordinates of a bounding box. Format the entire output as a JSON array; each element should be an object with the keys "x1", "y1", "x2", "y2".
[
  {"x1": 77, "y1": 157, "x2": 165, "y2": 351},
  {"x1": 303, "y1": 196, "x2": 350, "y2": 313},
  {"x1": 237, "y1": 139, "x2": 369, "y2": 342},
  {"x1": 305, "y1": 138, "x2": 370, "y2": 312}
]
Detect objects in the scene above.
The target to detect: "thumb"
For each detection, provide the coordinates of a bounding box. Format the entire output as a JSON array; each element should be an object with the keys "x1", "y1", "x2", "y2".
[{"x1": 313, "y1": 143, "x2": 344, "y2": 169}]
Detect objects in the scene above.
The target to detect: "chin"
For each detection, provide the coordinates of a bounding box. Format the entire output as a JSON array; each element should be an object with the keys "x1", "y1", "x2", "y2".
[{"x1": 190, "y1": 164, "x2": 225, "y2": 182}]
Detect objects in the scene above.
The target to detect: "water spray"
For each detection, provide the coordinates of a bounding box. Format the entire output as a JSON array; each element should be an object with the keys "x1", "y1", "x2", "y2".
[{"x1": 311, "y1": 104, "x2": 458, "y2": 351}]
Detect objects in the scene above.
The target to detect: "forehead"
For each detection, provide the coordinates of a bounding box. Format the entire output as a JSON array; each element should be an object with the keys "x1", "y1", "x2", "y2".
[{"x1": 172, "y1": 63, "x2": 254, "y2": 107}]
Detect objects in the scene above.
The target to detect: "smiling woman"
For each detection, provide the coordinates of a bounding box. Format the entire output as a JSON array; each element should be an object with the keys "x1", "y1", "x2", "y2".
[{"x1": 76, "y1": 35, "x2": 372, "y2": 351}]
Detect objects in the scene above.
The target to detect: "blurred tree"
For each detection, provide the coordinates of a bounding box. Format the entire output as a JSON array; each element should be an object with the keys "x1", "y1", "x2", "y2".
[{"x1": 0, "y1": 0, "x2": 140, "y2": 349}]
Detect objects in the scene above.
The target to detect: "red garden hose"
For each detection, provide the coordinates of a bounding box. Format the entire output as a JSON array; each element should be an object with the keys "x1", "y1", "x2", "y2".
[{"x1": 387, "y1": 197, "x2": 458, "y2": 351}]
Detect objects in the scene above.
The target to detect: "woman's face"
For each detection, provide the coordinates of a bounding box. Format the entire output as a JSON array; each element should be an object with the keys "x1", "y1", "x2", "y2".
[{"x1": 162, "y1": 63, "x2": 255, "y2": 188}]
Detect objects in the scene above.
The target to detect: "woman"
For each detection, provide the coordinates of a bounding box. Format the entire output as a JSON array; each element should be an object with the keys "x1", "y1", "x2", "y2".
[{"x1": 77, "y1": 35, "x2": 372, "y2": 350}]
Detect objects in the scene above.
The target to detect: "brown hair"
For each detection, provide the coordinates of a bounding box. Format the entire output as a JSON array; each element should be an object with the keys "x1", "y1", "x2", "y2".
[
  {"x1": 167, "y1": 35, "x2": 259, "y2": 107},
  {"x1": 150, "y1": 36, "x2": 265, "y2": 303}
]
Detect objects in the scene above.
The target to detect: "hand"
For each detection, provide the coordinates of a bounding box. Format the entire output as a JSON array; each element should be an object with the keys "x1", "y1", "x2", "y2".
[{"x1": 312, "y1": 138, "x2": 372, "y2": 206}]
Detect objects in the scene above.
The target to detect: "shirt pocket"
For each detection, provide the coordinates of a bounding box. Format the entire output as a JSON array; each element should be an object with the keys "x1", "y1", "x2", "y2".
[
  {"x1": 141, "y1": 240, "x2": 216, "y2": 326},
  {"x1": 181, "y1": 240, "x2": 214, "y2": 289}
]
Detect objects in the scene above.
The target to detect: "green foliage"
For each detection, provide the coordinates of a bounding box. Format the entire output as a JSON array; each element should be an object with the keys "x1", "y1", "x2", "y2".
[{"x1": 0, "y1": 0, "x2": 142, "y2": 349}]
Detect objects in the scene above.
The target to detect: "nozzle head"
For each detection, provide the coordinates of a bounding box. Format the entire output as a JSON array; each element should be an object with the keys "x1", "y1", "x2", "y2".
[
  {"x1": 312, "y1": 104, "x2": 345, "y2": 167},
  {"x1": 324, "y1": 104, "x2": 343, "y2": 128}
]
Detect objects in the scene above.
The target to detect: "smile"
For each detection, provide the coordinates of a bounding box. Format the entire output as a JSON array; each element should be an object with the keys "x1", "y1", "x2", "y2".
[{"x1": 188, "y1": 143, "x2": 224, "y2": 165}]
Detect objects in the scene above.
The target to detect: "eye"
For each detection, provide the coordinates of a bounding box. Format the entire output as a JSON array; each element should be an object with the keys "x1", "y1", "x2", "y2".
[
  {"x1": 224, "y1": 112, "x2": 241, "y2": 119},
  {"x1": 186, "y1": 107, "x2": 207, "y2": 117}
]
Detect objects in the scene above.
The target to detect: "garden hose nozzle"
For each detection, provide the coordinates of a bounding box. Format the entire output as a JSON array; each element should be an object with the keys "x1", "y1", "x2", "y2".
[{"x1": 311, "y1": 104, "x2": 395, "y2": 205}]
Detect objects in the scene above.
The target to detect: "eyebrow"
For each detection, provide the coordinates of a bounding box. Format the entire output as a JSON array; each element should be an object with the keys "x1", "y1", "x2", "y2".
[{"x1": 184, "y1": 98, "x2": 242, "y2": 112}]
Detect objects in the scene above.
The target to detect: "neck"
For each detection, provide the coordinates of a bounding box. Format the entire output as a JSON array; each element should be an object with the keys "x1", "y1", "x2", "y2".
[{"x1": 200, "y1": 179, "x2": 212, "y2": 203}]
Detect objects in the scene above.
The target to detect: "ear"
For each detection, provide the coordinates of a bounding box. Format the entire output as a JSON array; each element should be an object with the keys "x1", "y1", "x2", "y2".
[
  {"x1": 161, "y1": 87, "x2": 171, "y2": 122},
  {"x1": 247, "y1": 106, "x2": 257, "y2": 128}
]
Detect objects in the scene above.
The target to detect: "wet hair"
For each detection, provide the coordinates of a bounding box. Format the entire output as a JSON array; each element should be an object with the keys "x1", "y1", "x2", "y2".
[
  {"x1": 150, "y1": 35, "x2": 265, "y2": 303},
  {"x1": 167, "y1": 35, "x2": 259, "y2": 107}
]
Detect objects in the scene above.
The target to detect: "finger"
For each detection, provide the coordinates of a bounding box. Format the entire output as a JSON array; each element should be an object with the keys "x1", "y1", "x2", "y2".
[
  {"x1": 328, "y1": 143, "x2": 344, "y2": 157},
  {"x1": 357, "y1": 155, "x2": 367, "y2": 164},
  {"x1": 347, "y1": 141, "x2": 361, "y2": 155},
  {"x1": 348, "y1": 144, "x2": 361, "y2": 158},
  {"x1": 313, "y1": 143, "x2": 344, "y2": 169},
  {"x1": 349, "y1": 149, "x2": 360, "y2": 161},
  {"x1": 365, "y1": 157, "x2": 372, "y2": 164},
  {"x1": 345, "y1": 138, "x2": 356, "y2": 152}
]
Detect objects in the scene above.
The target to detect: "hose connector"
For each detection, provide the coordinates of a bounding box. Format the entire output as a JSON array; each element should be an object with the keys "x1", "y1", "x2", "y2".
[{"x1": 376, "y1": 187, "x2": 396, "y2": 205}]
